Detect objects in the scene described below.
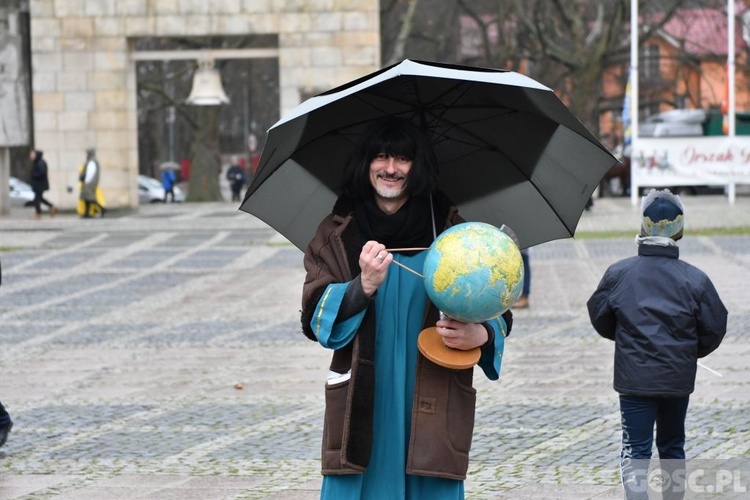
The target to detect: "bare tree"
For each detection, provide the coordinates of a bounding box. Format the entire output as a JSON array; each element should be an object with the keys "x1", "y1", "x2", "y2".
[
  {"x1": 456, "y1": 0, "x2": 529, "y2": 71},
  {"x1": 186, "y1": 105, "x2": 223, "y2": 202},
  {"x1": 381, "y1": 0, "x2": 462, "y2": 64},
  {"x1": 380, "y1": 0, "x2": 690, "y2": 137},
  {"x1": 385, "y1": 0, "x2": 421, "y2": 66}
]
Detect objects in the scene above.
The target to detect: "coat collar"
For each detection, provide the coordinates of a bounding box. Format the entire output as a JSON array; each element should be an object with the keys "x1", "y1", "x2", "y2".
[{"x1": 638, "y1": 243, "x2": 679, "y2": 259}]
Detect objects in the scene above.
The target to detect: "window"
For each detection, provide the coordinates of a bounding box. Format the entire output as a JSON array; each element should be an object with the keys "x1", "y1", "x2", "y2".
[{"x1": 640, "y1": 44, "x2": 660, "y2": 84}]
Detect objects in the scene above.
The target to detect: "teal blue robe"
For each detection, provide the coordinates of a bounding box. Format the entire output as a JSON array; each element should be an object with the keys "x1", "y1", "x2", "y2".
[{"x1": 312, "y1": 251, "x2": 506, "y2": 500}]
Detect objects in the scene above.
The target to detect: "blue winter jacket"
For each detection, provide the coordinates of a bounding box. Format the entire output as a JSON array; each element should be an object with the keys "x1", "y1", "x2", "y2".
[
  {"x1": 161, "y1": 170, "x2": 176, "y2": 190},
  {"x1": 587, "y1": 243, "x2": 727, "y2": 397}
]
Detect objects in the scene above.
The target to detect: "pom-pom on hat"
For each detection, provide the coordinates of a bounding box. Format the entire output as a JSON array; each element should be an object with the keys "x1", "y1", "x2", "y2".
[{"x1": 640, "y1": 189, "x2": 685, "y2": 240}]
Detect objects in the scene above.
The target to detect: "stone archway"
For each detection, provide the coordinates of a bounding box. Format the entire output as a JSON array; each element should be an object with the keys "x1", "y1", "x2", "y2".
[{"x1": 131, "y1": 39, "x2": 279, "y2": 202}]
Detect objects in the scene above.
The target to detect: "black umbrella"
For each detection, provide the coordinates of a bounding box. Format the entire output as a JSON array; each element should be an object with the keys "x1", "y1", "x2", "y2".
[{"x1": 240, "y1": 59, "x2": 617, "y2": 250}]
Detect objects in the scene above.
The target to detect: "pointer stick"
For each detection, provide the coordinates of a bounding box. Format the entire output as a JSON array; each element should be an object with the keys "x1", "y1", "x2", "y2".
[
  {"x1": 385, "y1": 247, "x2": 429, "y2": 252},
  {"x1": 382, "y1": 248, "x2": 427, "y2": 277},
  {"x1": 390, "y1": 259, "x2": 424, "y2": 278},
  {"x1": 697, "y1": 362, "x2": 723, "y2": 377}
]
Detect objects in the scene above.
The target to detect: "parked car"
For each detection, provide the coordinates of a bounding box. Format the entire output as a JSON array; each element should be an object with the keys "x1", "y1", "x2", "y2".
[
  {"x1": 9, "y1": 177, "x2": 35, "y2": 207},
  {"x1": 138, "y1": 175, "x2": 185, "y2": 203}
]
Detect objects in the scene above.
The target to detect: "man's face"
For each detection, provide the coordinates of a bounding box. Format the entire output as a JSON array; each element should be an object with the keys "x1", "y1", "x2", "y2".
[
  {"x1": 29, "y1": 151, "x2": 35, "y2": 161},
  {"x1": 369, "y1": 153, "x2": 412, "y2": 203}
]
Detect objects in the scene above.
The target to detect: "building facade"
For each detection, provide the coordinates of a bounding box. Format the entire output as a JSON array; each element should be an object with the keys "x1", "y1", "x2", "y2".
[{"x1": 29, "y1": 0, "x2": 380, "y2": 209}]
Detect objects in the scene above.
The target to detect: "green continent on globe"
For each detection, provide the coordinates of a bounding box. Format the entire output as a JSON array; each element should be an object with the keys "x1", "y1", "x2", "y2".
[{"x1": 431, "y1": 227, "x2": 522, "y2": 303}]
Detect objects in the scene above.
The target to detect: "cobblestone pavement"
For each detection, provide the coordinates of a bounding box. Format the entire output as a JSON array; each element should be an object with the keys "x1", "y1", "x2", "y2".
[{"x1": 1, "y1": 196, "x2": 749, "y2": 499}]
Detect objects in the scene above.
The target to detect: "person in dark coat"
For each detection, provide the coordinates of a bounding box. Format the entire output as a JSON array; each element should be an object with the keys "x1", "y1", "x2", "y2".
[
  {"x1": 29, "y1": 149, "x2": 56, "y2": 219},
  {"x1": 226, "y1": 157, "x2": 247, "y2": 202},
  {"x1": 587, "y1": 189, "x2": 727, "y2": 500}
]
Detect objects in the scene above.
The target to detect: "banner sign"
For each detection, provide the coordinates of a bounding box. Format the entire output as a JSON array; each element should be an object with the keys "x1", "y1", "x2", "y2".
[{"x1": 633, "y1": 137, "x2": 750, "y2": 188}]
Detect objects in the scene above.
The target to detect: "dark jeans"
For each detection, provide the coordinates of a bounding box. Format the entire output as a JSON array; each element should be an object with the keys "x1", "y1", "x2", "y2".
[
  {"x1": 164, "y1": 188, "x2": 174, "y2": 202},
  {"x1": 230, "y1": 183, "x2": 243, "y2": 202},
  {"x1": 620, "y1": 394, "x2": 689, "y2": 500},
  {"x1": 33, "y1": 190, "x2": 54, "y2": 214}
]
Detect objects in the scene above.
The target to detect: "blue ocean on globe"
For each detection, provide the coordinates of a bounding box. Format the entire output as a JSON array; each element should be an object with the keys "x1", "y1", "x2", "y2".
[{"x1": 423, "y1": 222, "x2": 524, "y2": 322}]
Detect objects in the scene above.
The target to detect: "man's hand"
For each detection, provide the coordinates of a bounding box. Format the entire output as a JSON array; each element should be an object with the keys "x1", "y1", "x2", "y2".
[
  {"x1": 359, "y1": 240, "x2": 392, "y2": 296},
  {"x1": 435, "y1": 317, "x2": 488, "y2": 350}
]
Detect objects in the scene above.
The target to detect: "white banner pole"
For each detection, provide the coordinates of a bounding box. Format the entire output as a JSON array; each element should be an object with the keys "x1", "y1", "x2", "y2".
[
  {"x1": 630, "y1": 0, "x2": 640, "y2": 206},
  {"x1": 728, "y1": 0, "x2": 737, "y2": 203},
  {"x1": 728, "y1": 0, "x2": 736, "y2": 138}
]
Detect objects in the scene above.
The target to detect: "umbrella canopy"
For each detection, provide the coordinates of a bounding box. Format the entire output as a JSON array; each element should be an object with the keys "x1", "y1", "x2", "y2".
[{"x1": 240, "y1": 59, "x2": 618, "y2": 250}]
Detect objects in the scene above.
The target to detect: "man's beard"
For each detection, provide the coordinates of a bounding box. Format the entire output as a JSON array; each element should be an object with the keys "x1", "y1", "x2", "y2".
[
  {"x1": 375, "y1": 173, "x2": 407, "y2": 199},
  {"x1": 375, "y1": 186, "x2": 406, "y2": 199}
]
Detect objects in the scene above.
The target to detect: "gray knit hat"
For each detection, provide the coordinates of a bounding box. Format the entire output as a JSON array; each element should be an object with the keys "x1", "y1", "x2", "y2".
[{"x1": 640, "y1": 189, "x2": 685, "y2": 240}]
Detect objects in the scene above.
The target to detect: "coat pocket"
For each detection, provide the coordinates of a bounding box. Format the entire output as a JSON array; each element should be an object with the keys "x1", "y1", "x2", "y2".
[
  {"x1": 323, "y1": 377, "x2": 349, "y2": 452},
  {"x1": 407, "y1": 362, "x2": 477, "y2": 480},
  {"x1": 446, "y1": 372, "x2": 477, "y2": 454}
]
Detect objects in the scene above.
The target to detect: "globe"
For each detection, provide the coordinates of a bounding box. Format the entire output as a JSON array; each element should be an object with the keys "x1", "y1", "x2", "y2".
[{"x1": 422, "y1": 222, "x2": 524, "y2": 323}]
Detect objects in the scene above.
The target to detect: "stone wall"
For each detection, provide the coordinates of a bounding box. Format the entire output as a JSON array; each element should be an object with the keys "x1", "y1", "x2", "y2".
[{"x1": 29, "y1": 0, "x2": 380, "y2": 209}]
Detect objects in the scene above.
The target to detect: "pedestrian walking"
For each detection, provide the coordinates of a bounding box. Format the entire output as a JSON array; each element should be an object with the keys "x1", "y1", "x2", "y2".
[
  {"x1": 301, "y1": 118, "x2": 512, "y2": 499},
  {"x1": 79, "y1": 148, "x2": 106, "y2": 218},
  {"x1": 587, "y1": 188, "x2": 728, "y2": 500},
  {"x1": 161, "y1": 168, "x2": 177, "y2": 203},
  {"x1": 226, "y1": 157, "x2": 247, "y2": 202},
  {"x1": 29, "y1": 149, "x2": 57, "y2": 219}
]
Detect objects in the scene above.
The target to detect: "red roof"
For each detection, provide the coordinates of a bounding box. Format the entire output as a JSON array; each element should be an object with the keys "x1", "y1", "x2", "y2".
[{"x1": 659, "y1": 6, "x2": 747, "y2": 56}]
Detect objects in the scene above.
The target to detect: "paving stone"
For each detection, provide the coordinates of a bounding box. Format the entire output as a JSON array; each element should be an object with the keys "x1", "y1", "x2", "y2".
[{"x1": 0, "y1": 198, "x2": 749, "y2": 499}]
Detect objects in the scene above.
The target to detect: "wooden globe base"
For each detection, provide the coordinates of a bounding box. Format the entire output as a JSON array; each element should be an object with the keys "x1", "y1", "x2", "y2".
[{"x1": 417, "y1": 327, "x2": 481, "y2": 369}]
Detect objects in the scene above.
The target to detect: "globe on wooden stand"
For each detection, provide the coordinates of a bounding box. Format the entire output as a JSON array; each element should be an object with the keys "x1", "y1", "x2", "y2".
[
  {"x1": 417, "y1": 316, "x2": 484, "y2": 369},
  {"x1": 418, "y1": 222, "x2": 524, "y2": 369}
]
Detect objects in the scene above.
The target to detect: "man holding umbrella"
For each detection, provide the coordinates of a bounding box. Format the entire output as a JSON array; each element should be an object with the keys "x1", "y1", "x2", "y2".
[
  {"x1": 241, "y1": 58, "x2": 619, "y2": 499},
  {"x1": 301, "y1": 117, "x2": 512, "y2": 499}
]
